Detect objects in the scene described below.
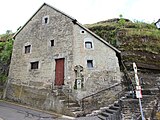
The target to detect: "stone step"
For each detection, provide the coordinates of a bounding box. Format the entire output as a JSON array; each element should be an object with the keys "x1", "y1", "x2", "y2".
[
  {"x1": 100, "y1": 111, "x2": 110, "y2": 117},
  {"x1": 98, "y1": 114, "x2": 107, "y2": 120},
  {"x1": 63, "y1": 99, "x2": 79, "y2": 104},
  {"x1": 86, "y1": 110, "x2": 101, "y2": 117},
  {"x1": 68, "y1": 106, "x2": 82, "y2": 112},
  {"x1": 57, "y1": 95, "x2": 66, "y2": 100},
  {"x1": 67, "y1": 102, "x2": 80, "y2": 107},
  {"x1": 59, "y1": 99, "x2": 66, "y2": 103},
  {"x1": 72, "y1": 110, "x2": 85, "y2": 117},
  {"x1": 114, "y1": 103, "x2": 120, "y2": 107},
  {"x1": 109, "y1": 106, "x2": 119, "y2": 111},
  {"x1": 100, "y1": 107, "x2": 109, "y2": 112},
  {"x1": 105, "y1": 108, "x2": 116, "y2": 114}
]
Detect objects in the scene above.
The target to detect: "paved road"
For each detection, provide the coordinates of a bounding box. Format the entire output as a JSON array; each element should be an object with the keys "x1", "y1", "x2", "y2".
[
  {"x1": 0, "y1": 100, "x2": 63, "y2": 120},
  {"x1": 0, "y1": 100, "x2": 100, "y2": 120}
]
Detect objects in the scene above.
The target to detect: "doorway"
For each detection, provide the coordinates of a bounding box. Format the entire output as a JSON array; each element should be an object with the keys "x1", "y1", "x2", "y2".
[{"x1": 55, "y1": 58, "x2": 64, "y2": 86}]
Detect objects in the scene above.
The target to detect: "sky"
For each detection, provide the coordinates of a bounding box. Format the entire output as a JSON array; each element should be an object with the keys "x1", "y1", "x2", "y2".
[{"x1": 0, "y1": 0, "x2": 160, "y2": 34}]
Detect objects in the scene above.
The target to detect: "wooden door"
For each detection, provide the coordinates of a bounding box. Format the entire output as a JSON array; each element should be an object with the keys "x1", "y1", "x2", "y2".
[{"x1": 55, "y1": 58, "x2": 64, "y2": 86}]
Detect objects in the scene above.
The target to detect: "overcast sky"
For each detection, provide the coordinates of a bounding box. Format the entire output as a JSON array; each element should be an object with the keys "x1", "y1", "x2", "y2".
[{"x1": 0, "y1": 0, "x2": 159, "y2": 34}]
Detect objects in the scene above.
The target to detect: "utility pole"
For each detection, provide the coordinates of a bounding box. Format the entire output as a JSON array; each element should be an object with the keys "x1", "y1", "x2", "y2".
[{"x1": 133, "y1": 62, "x2": 145, "y2": 120}]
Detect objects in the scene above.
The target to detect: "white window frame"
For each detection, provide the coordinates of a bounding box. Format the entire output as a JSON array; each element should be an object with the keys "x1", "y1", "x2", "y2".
[
  {"x1": 30, "y1": 61, "x2": 39, "y2": 70},
  {"x1": 50, "y1": 40, "x2": 54, "y2": 47},
  {"x1": 84, "y1": 38, "x2": 94, "y2": 50},
  {"x1": 87, "y1": 60, "x2": 94, "y2": 69},
  {"x1": 29, "y1": 59, "x2": 41, "y2": 71},
  {"x1": 23, "y1": 42, "x2": 32, "y2": 54}
]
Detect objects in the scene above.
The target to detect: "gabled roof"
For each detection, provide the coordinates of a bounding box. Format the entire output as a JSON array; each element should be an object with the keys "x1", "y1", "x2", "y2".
[
  {"x1": 76, "y1": 22, "x2": 121, "y2": 53},
  {"x1": 13, "y1": 3, "x2": 121, "y2": 54}
]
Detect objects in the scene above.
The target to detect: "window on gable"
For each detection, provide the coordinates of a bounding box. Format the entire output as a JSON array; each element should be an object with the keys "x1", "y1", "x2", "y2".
[
  {"x1": 25, "y1": 45, "x2": 31, "y2": 54},
  {"x1": 80, "y1": 30, "x2": 86, "y2": 34},
  {"x1": 85, "y1": 42, "x2": 92, "y2": 49},
  {"x1": 87, "y1": 60, "x2": 93, "y2": 68},
  {"x1": 42, "y1": 16, "x2": 49, "y2": 24},
  {"x1": 30, "y1": 61, "x2": 39, "y2": 69},
  {"x1": 50, "y1": 40, "x2": 54, "y2": 46},
  {"x1": 44, "y1": 17, "x2": 48, "y2": 24}
]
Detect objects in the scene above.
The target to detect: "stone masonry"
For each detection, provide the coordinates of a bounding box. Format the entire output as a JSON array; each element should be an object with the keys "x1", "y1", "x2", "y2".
[{"x1": 4, "y1": 3, "x2": 122, "y2": 114}]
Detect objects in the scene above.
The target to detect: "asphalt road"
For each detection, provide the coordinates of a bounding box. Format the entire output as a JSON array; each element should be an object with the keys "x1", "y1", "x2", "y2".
[
  {"x1": 0, "y1": 100, "x2": 100, "y2": 120},
  {"x1": 0, "y1": 100, "x2": 64, "y2": 120}
]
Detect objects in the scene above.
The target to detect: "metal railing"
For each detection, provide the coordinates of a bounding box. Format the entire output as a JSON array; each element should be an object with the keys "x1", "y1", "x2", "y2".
[
  {"x1": 80, "y1": 82, "x2": 124, "y2": 113},
  {"x1": 80, "y1": 61, "x2": 136, "y2": 113},
  {"x1": 121, "y1": 60, "x2": 135, "y2": 90}
]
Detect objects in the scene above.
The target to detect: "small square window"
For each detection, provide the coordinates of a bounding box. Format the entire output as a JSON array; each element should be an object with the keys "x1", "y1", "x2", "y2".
[
  {"x1": 87, "y1": 60, "x2": 93, "y2": 68},
  {"x1": 25, "y1": 45, "x2": 31, "y2": 54},
  {"x1": 31, "y1": 61, "x2": 39, "y2": 69},
  {"x1": 50, "y1": 40, "x2": 54, "y2": 46},
  {"x1": 85, "y1": 42, "x2": 92, "y2": 49}
]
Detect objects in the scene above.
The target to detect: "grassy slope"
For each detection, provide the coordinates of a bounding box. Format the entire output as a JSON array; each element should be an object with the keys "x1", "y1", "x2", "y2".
[{"x1": 86, "y1": 19, "x2": 160, "y2": 70}]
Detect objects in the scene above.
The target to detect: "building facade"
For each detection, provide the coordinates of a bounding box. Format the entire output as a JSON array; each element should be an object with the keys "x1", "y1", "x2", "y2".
[{"x1": 5, "y1": 3, "x2": 122, "y2": 114}]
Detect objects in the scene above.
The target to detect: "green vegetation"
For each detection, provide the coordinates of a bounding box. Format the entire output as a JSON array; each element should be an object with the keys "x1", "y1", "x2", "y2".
[
  {"x1": 0, "y1": 34, "x2": 13, "y2": 85},
  {"x1": 86, "y1": 18, "x2": 160, "y2": 69}
]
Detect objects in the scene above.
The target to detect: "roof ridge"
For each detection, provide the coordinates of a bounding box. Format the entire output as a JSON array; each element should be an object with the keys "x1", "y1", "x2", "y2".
[
  {"x1": 13, "y1": 2, "x2": 76, "y2": 39},
  {"x1": 13, "y1": 3, "x2": 120, "y2": 54},
  {"x1": 43, "y1": 2, "x2": 76, "y2": 21},
  {"x1": 75, "y1": 21, "x2": 121, "y2": 53}
]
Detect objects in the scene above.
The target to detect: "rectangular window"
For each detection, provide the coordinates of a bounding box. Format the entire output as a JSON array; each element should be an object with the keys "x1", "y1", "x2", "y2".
[
  {"x1": 85, "y1": 42, "x2": 92, "y2": 49},
  {"x1": 87, "y1": 60, "x2": 93, "y2": 68},
  {"x1": 25, "y1": 45, "x2": 31, "y2": 54},
  {"x1": 50, "y1": 40, "x2": 54, "y2": 46},
  {"x1": 31, "y1": 61, "x2": 39, "y2": 69}
]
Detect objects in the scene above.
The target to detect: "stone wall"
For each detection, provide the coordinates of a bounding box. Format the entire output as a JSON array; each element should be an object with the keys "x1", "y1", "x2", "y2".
[
  {"x1": 7, "y1": 3, "x2": 122, "y2": 109},
  {"x1": 72, "y1": 25, "x2": 121, "y2": 99},
  {"x1": 9, "y1": 4, "x2": 74, "y2": 88},
  {"x1": 5, "y1": 82, "x2": 73, "y2": 116}
]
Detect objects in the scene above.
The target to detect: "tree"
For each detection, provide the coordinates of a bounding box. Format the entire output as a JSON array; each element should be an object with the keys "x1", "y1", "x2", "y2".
[
  {"x1": 118, "y1": 14, "x2": 125, "y2": 28},
  {"x1": 0, "y1": 35, "x2": 13, "y2": 85}
]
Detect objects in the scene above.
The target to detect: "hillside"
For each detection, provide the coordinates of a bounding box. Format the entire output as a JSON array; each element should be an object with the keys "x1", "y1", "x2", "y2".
[
  {"x1": 0, "y1": 19, "x2": 160, "y2": 119},
  {"x1": 86, "y1": 18, "x2": 160, "y2": 119},
  {"x1": 86, "y1": 18, "x2": 160, "y2": 70}
]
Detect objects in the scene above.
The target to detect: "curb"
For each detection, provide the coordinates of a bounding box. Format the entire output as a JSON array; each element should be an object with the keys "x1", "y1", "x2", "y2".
[
  {"x1": 0, "y1": 99, "x2": 76, "y2": 119},
  {"x1": 0, "y1": 99, "x2": 61, "y2": 117}
]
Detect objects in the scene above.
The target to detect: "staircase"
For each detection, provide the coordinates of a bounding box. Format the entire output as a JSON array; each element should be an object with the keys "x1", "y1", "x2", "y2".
[
  {"x1": 52, "y1": 86, "x2": 84, "y2": 117},
  {"x1": 97, "y1": 101, "x2": 121, "y2": 120},
  {"x1": 120, "y1": 90, "x2": 158, "y2": 120},
  {"x1": 83, "y1": 89, "x2": 158, "y2": 120}
]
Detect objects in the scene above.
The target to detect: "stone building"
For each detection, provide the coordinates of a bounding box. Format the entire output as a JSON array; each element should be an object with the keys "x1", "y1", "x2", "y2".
[{"x1": 5, "y1": 3, "x2": 122, "y2": 115}]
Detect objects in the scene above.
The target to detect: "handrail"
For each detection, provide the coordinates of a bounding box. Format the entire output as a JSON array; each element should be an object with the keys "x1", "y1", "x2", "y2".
[
  {"x1": 80, "y1": 61, "x2": 135, "y2": 112},
  {"x1": 81, "y1": 82, "x2": 122, "y2": 111},
  {"x1": 82, "y1": 83, "x2": 121, "y2": 100},
  {"x1": 121, "y1": 60, "x2": 135, "y2": 89}
]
